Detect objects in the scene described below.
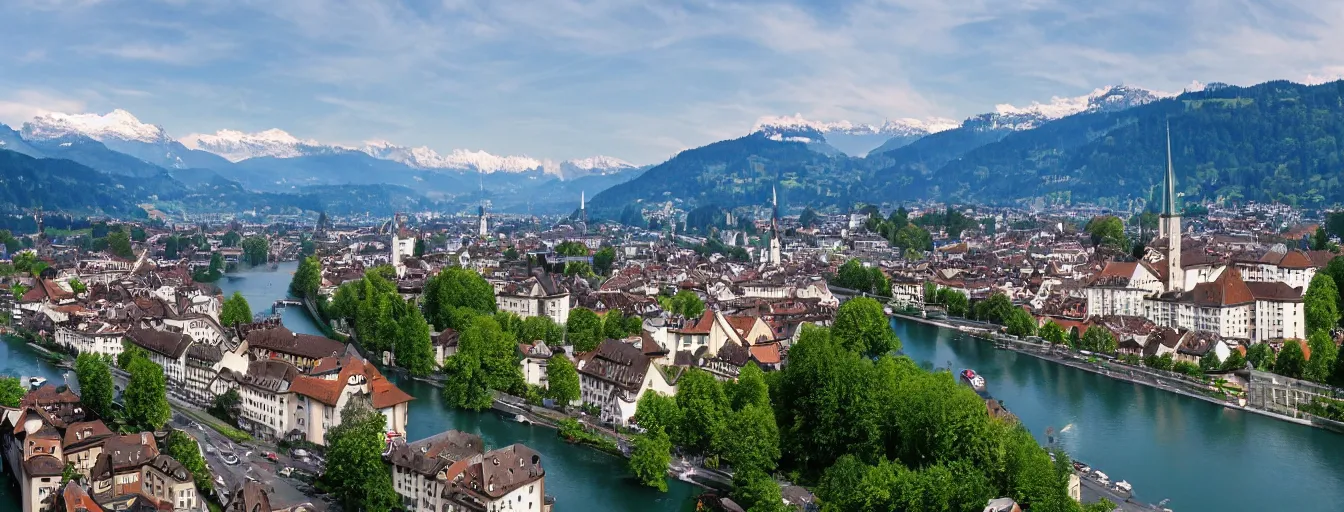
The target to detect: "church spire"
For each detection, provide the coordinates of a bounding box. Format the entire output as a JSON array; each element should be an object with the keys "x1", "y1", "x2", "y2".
[{"x1": 1162, "y1": 121, "x2": 1178, "y2": 217}]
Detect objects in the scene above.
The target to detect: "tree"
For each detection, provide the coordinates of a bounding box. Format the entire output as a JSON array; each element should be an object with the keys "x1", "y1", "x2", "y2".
[
  {"x1": 730, "y1": 364, "x2": 770, "y2": 411},
  {"x1": 937, "y1": 288, "x2": 969, "y2": 317},
  {"x1": 165, "y1": 430, "x2": 213, "y2": 495},
  {"x1": 669, "y1": 290, "x2": 705, "y2": 320},
  {"x1": 629, "y1": 428, "x2": 672, "y2": 492},
  {"x1": 520, "y1": 316, "x2": 562, "y2": 345},
  {"x1": 603, "y1": 311, "x2": 631, "y2": 339},
  {"x1": 593, "y1": 246, "x2": 617, "y2": 276},
  {"x1": 566, "y1": 308, "x2": 603, "y2": 353},
  {"x1": 396, "y1": 308, "x2": 436, "y2": 377},
  {"x1": 67, "y1": 278, "x2": 87, "y2": 295},
  {"x1": 1221, "y1": 348, "x2": 1247, "y2": 371},
  {"x1": 1315, "y1": 227, "x2": 1332, "y2": 251},
  {"x1": 290, "y1": 256, "x2": 322, "y2": 300},
  {"x1": 322, "y1": 399, "x2": 400, "y2": 512},
  {"x1": 1274, "y1": 340, "x2": 1307, "y2": 379},
  {"x1": 0, "y1": 377, "x2": 24, "y2": 408},
  {"x1": 674, "y1": 369, "x2": 730, "y2": 454},
  {"x1": 554, "y1": 241, "x2": 589, "y2": 257},
  {"x1": 1306, "y1": 330, "x2": 1338, "y2": 383},
  {"x1": 1005, "y1": 308, "x2": 1037, "y2": 337},
  {"x1": 869, "y1": 267, "x2": 891, "y2": 297},
  {"x1": 106, "y1": 230, "x2": 134, "y2": 259},
  {"x1": 1247, "y1": 343, "x2": 1276, "y2": 370},
  {"x1": 220, "y1": 292, "x2": 253, "y2": 326},
  {"x1": 833, "y1": 259, "x2": 871, "y2": 292},
  {"x1": 1199, "y1": 351, "x2": 1221, "y2": 372},
  {"x1": 545, "y1": 355, "x2": 580, "y2": 404},
  {"x1": 799, "y1": 207, "x2": 820, "y2": 228},
  {"x1": 832, "y1": 297, "x2": 900, "y2": 357},
  {"x1": 209, "y1": 389, "x2": 242, "y2": 425},
  {"x1": 715, "y1": 403, "x2": 781, "y2": 474},
  {"x1": 117, "y1": 342, "x2": 150, "y2": 370},
  {"x1": 241, "y1": 236, "x2": 269, "y2": 266},
  {"x1": 130, "y1": 226, "x2": 147, "y2": 242},
  {"x1": 442, "y1": 315, "x2": 521, "y2": 409},
  {"x1": 564, "y1": 261, "x2": 594, "y2": 277},
  {"x1": 1085, "y1": 215, "x2": 1127, "y2": 254},
  {"x1": 1039, "y1": 321, "x2": 1066, "y2": 344},
  {"x1": 1304, "y1": 273, "x2": 1340, "y2": 336},
  {"x1": 75, "y1": 353, "x2": 114, "y2": 419},
  {"x1": 1080, "y1": 326, "x2": 1118, "y2": 355},
  {"x1": 976, "y1": 293, "x2": 1016, "y2": 324},
  {"x1": 733, "y1": 469, "x2": 787, "y2": 512},
  {"x1": 422, "y1": 267, "x2": 497, "y2": 331},
  {"x1": 222, "y1": 230, "x2": 241, "y2": 247},
  {"x1": 633, "y1": 391, "x2": 682, "y2": 437},
  {"x1": 163, "y1": 235, "x2": 180, "y2": 259},
  {"x1": 124, "y1": 357, "x2": 171, "y2": 431}
]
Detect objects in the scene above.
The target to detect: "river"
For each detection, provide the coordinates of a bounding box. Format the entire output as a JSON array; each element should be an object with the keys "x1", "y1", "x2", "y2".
[{"x1": 892, "y1": 318, "x2": 1344, "y2": 512}]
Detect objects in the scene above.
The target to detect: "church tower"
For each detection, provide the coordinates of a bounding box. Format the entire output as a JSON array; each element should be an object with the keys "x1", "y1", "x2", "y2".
[
  {"x1": 478, "y1": 205, "x2": 488, "y2": 238},
  {"x1": 1159, "y1": 122, "x2": 1184, "y2": 292},
  {"x1": 768, "y1": 185, "x2": 782, "y2": 266}
]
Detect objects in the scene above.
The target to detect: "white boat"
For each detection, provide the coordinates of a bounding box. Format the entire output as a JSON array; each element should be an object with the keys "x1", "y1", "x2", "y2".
[
  {"x1": 1092, "y1": 471, "x2": 1109, "y2": 485},
  {"x1": 1115, "y1": 480, "x2": 1133, "y2": 494}
]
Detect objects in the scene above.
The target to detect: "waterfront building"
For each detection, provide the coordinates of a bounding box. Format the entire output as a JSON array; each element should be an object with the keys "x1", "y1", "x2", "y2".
[
  {"x1": 385, "y1": 430, "x2": 548, "y2": 512},
  {"x1": 577, "y1": 339, "x2": 677, "y2": 426},
  {"x1": 385, "y1": 430, "x2": 484, "y2": 512},
  {"x1": 519, "y1": 340, "x2": 553, "y2": 388},
  {"x1": 492, "y1": 273, "x2": 571, "y2": 325},
  {"x1": 238, "y1": 322, "x2": 346, "y2": 371},
  {"x1": 126, "y1": 327, "x2": 195, "y2": 388},
  {"x1": 1084, "y1": 261, "x2": 1164, "y2": 317}
]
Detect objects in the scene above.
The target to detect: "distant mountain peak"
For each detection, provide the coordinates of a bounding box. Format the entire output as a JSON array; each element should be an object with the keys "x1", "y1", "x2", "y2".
[
  {"x1": 987, "y1": 85, "x2": 1171, "y2": 129},
  {"x1": 21, "y1": 108, "x2": 170, "y2": 143},
  {"x1": 564, "y1": 155, "x2": 635, "y2": 171},
  {"x1": 181, "y1": 128, "x2": 343, "y2": 162},
  {"x1": 752, "y1": 114, "x2": 959, "y2": 137}
]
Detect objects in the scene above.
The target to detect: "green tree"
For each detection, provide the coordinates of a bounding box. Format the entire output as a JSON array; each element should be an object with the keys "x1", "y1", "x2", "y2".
[
  {"x1": 1247, "y1": 343, "x2": 1276, "y2": 370},
  {"x1": 1199, "y1": 351, "x2": 1221, "y2": 372},
  {"x1": 322, "y1": 399, "x2": 400, "y2": 512},
  {"x1": 833, "y1": 259, "x2": 872, "y2": 292},
  {"x1": 1221, "y1": 348, "x2": 1247, "y2": 371},
  {"x1": 1005, "y1": 308, "x2": 1037, "y2": 337},
  {"x1": 603, "y1": 311, "x2": 631, "y2": 339},
  {"x1": 1085, "y1": 215, "x2": 1127, "y2": 254},
  {"x1": 1080, "y1": 326, "x2": 1118, "y2": 355},
  {"x1": 0, "y1": 377, "x2": 24, "y2": 407},
  {"x1": 117, "y1": 342, "x2": 150, "y2": 370},
  {"x1": 1306, "y1": 330, "x2": 1339, "y2": 383},
  {"x1": 1314, "y1": 227, "x2": 1332, "y2": 251},
  {"x1": 68, "y1": 279, "x2": 87, "y2": 295},
  {"x1": 670, "y1": 290, "x2": 705, "y2": 319},
  {"x1": 1038, "y1": 320, "x2": 1066, "y2": 344},
  {"x1": 164, "y1": 236, "x2": 180, "y2": 260},
  {"x1": 869, "y1": 267, "x2": 891, "y2": 297},
  {"x1": 165, "y1": 430, "x2": 213, "y2": 494},
  {"x1": 633, "y1": 391, "x2": 682, "y2": 437},
  {"x1": 937, "y1": 288, "x2": 969, "y2": 317},
  {"x1": 124, "y1": 357, "x2": 171, "y2": 431},
  {"x1": 130, "y1": 226, "x2": 147, "y2": 242},
  {"x1": 1330, "y1": 344, "x2": 1344, "y2": 387},
  {"x1": 674, "y1": 369, "x2": 730, "y2": 454},
  {"x1": 396, "y1": 308, "x2": 436, "y2": 377},
  {"x1": 833, "y1": 297, "x2": 900, "y2": 357},
  {"x1": 241, "y1": 236, "x2": 270, "y2": 266},
  {"x1": 520, "y1": 316, "x2": 562, "y2": 345},
  {"x1": 290, "y1": 256, "x2": 322, "y2": 300},
  {"x1": 545, "y1": 355, "x2": 580, "y2": 404},
  {"x1": 209, "y1": 389, "x2": 242, "y2": 426},
  {"x1": 1323, "y1": 256, "x2": 1344, "y2": 324},
  {"x1": 733, "y1": 469, "x2": 788, "y2": 512},
  {"x1": 629, "y1": 428, "x2": 672, "y2": 492},
  {"x1": 976, "y1": 292, "x2": 1016, "y2": 324},
  {"x1": 566, "y1": 307, "x2": 603, "y2": 353},
  {"x1": 441, "y1": 315, "x2": 521, "y2": 409},
  {"x1": 222, "y1": 230, "x2": 241, "y2": 247},
  {"x1": 554, "y1": 241, "x2": 589, "y2": 257},
  {"x1": 75, "y1": 353, "x2": 114, "y2": 419},
  {"x1": 106, "y1": 230, "x2": 134, "y2": 259},
  {"x1": 1275, "y1": 340, "x2": 1307, "y2": 379},
  {"x1": 1305, "y1": 273, "x2": 1340, "y2": 336},
  {"x1": 730, "y1": 364, "x2": 771, "y2": 411},
  {"x1": 564, "y1": 261, "x2": 595, "y2": 277},
  {"x1": 422, "y1": 267, "x2": 497, "y2": 331},
  {"x1": 593, "y1": 246, "x2": 617, "y2": 276},
  {"x1": 220, "y1": 292, "x2": 253, "y2": 326},
  {"x1": 715, "y1": 403, "x2": 781, "y2": 474},
  {"x1": 441, "y1": 353, "x2": 493, "y2": 410}
]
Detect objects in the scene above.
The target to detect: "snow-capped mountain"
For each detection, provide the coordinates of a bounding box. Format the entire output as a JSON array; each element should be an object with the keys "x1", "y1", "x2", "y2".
[
  {"x1": 982, "y1": 85, "x2": 1171, "y2": 131},
  {"x1": 21, "y1": 109, "x2": 230, "y2": 169},
  {"x1": 752, "y1": 114, "x2": 959, "y2": 156},
  {"x1": 360, "y1": 140, "x2": 635, "y2": 179},
  {"x1": 180, "y1": 129, "x2": 349, "y2": 163}
]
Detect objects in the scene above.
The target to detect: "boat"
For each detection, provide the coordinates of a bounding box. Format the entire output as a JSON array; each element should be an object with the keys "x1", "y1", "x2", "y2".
[
  {"x1": 1092, "y1": 471, "x2": 1109, "y2": 485},
  {"x1": 1115, "y1": 480, "x2": 1133, "y2": 496},
  {"x1": 959, "y1": 369, "x2": 987, "y2": 393},
  {"x1": 512, "y1": 414, "x2": 532, "y2": 425}
]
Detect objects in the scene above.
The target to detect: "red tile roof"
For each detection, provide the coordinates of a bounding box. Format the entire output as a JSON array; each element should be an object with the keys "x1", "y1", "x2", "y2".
[
  {"x1": 1191, "y1": 267, "x2": 1254, "y2": 307},
  {"x1": 748, "y1": 343, "x2": 781, "y2": 365}
]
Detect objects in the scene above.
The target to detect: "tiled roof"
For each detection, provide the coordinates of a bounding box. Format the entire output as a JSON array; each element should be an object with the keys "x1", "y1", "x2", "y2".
[
  {"x1": 1245, "y1": 282, "x2": 1303, "y2": 302},
  {"x1": 577, "y1": 339, "x2": 651, "y2": 391},
  {"x1": 245, "y1": 324, "x2": 345, "y2": 360},
  {"x1": 62, "y1": 481, "x2": 104, "y2": 512},
  {"x1": 748, "y1": 343, "x2": 782, "y2": 365},
  {"x1": 126, "y1": 327, "x2": 194, "y2": 359},
  {"x1": 1190, "y1": 267, "x2": 1254, "y2": 307}
]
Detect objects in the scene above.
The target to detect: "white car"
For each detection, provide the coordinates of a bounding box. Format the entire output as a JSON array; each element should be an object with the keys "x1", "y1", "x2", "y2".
[{"x1": 221, "y1": 453, "x2": 240, "y2": 465}]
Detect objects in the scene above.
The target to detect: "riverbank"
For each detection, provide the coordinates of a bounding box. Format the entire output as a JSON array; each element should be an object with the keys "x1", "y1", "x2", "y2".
[{"x1": 890, "y1": 312, "x2": 1328, "y2": 431}]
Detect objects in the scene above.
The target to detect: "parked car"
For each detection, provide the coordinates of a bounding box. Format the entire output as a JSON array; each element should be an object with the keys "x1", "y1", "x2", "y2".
[
  {"x1": 221, "y1": 452, "x2": 240, "y2": 465},
  {"x1": 263, "y1": 452, "x2": 279, "y2": 463}
]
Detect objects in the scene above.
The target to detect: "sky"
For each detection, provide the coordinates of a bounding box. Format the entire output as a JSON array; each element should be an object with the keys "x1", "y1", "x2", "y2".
[{"x1": 2, "y1": 0, "x2": 1343, "y2": 165}]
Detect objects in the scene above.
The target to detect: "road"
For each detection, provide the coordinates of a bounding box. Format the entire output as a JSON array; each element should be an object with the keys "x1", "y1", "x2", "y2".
[{"x1": 171, "y1": 411, "x2": 326, "y2": 511}]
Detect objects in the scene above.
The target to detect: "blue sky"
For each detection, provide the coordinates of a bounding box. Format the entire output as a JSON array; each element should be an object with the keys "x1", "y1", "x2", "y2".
[{"x1": 2, "y1": 0, "x2": 1342, "y2": 164}]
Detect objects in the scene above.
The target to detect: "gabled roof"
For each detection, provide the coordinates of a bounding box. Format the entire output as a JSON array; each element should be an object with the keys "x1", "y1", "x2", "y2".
[
  {"x1": 126, "y1": 327, "x2": 194, "y2": 359},
  {"x1": 244, "y1": 324, "x2": 345, "y2": 361},
  {"x1": 1190, "y1": 267, "x2": 1254, "y2": 307},
  {"x1": 62, "y1": 481, "x2": 104, "y2": 512}
]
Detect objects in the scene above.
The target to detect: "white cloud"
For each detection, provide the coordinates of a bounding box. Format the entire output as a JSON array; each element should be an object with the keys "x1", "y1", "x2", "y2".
[{"x1": 0, "y1": 90, "x2": 86, "y2": 127}]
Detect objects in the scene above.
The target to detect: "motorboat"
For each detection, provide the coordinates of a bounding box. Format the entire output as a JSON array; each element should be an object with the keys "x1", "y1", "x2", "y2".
[
  {"x1": 1115, "y1": 480, "x2": 1133, "y2": 496},
  {"x1": 1092, "y1": 471, "x2": 1110, "y2": 485},
  {"x1": 959, "y1": 369, "x2": 987, "y2": 393}
]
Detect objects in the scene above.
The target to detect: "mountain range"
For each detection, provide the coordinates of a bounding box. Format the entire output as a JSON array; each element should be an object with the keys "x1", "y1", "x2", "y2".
[
  {"x1": 5, "y1": 79, "x2": 1341, "y2": 221},
  {"x1": 589, "y1": 80, "x2": 1344, "y2": 216}
]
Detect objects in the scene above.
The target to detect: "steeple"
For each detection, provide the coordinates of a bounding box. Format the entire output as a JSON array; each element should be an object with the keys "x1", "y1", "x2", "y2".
[
  {"x1": 1162, "y1": 121, "x2": 1177, "y2": 217},
  {"x1": 767, "y1": 185, "x2": 781, "y2": 266}
]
